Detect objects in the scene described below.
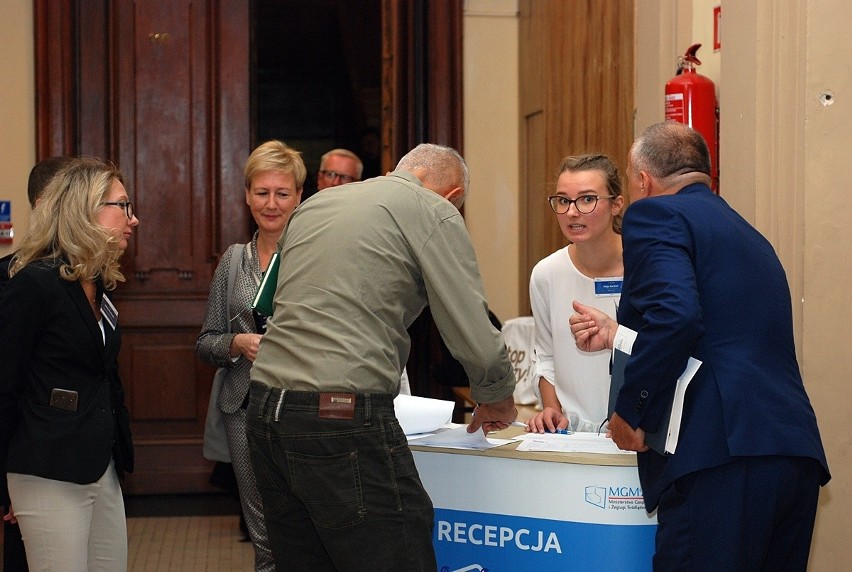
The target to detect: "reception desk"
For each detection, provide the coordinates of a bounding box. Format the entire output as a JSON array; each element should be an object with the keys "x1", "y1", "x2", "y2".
[{"x1": 411, "y1": 428, "x2": 657, "y2": 571}]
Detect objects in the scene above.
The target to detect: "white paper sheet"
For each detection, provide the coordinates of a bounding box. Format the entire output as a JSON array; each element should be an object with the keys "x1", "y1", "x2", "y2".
[
  {"x1": 514, "y1": 432, "x2": 635, "y2": 455},
  {"x1": 662, "y1": 357, "x2": 701, "y2": 453},
  {"x1": 610, "y1": 325, "x2": 702, "y2": 455},
  {"x1": 407, "y1": 424, "x2": 513, "y2": 450},
  {"x1": 393, "y1": 394, "x2": 455, "y2": 435}
]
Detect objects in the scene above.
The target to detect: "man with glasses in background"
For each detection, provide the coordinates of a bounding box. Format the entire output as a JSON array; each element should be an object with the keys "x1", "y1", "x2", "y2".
[{"x1": 316, "y1": 148, "x2": 363, "y2": 191}]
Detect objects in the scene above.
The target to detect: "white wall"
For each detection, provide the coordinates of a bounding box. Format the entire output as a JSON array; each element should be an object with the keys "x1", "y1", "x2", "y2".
[
  {"x1": 0, "y1": 0, "x2": 36, "y2": 259},
  {"x1": 463, "y1": 0, "x2": 522, "y2": 322},
  {"x1": 798, "y1": 1, "x2": 852, "y2": 566},
  {"x1": 633, "y1": 1, "x2": 851, "y2": 567}
]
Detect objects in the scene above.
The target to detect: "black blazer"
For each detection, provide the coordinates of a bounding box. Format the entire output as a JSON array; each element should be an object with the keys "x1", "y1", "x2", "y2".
[
  {"x1": 0, "y1": 252, "x2": 12, "y2": 291},
  {"x1": 0, "y1": 258, "x2": 133, "y2": 506}
]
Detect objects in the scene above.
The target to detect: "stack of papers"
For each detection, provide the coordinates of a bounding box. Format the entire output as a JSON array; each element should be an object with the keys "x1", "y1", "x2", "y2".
[
  {"x1": 610, "y1": 325, "x2": 701, "y2": 455},
  {"x1": 407, "y1": 425, "x2": 513, "y2": 451},
  {"x1": 514, "y1": 432, "x2": 634, "y2": 455}
]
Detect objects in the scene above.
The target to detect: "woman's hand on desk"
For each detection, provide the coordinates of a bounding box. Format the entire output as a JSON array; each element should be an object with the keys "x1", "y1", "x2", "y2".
[
  {"x1": 526, "y1": 407, "x2": 570, "y2": 434},
  {"x1": 466, "y1": 395, "x2": 517, "y2": 435}
]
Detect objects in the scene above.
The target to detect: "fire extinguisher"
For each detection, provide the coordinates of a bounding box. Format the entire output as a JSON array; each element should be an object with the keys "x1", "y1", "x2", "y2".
[{"x1": 665, "y1": 44, "x2": 719, "y2": 193}]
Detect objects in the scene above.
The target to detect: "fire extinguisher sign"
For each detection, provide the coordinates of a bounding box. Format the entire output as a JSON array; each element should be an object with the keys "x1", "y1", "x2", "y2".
[{"x1": 665, "y1": 93, "x2": 685, "y2": 123}]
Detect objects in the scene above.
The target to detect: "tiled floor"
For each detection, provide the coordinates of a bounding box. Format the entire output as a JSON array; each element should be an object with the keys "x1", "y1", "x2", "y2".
[
  {"x1": 125, "y1": 493, "x2": 254, "y2": 571},
  {"x1": 1, "y1": 494, "x2": 255, "y2": 571},
  {"x1": 127, "y1": 513, "x2": 254, "y2": 571}
]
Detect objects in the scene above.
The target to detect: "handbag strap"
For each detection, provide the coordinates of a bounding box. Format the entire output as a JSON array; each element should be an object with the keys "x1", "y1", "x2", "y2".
[{"x1": 225, "y1": 244, "x2": 244, "y2": 334}]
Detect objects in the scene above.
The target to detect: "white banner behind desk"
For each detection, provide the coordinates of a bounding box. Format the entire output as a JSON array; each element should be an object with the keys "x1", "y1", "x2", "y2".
[{"x1": 411, "y1": 432, "x2": 657, "y2": 571}]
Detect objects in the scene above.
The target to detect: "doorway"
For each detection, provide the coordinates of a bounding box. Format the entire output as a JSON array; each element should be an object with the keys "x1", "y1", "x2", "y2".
[{"x1": 253, "y1": 0, "x2": 382, "y2": 201}]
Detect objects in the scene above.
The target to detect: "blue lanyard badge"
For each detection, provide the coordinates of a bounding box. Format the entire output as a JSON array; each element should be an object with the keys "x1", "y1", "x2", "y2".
[{"x1": 594, "y1": 277, "x2": 623, "y2": 296}]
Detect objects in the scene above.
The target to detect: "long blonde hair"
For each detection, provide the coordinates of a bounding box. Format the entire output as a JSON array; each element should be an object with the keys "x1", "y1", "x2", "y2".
[{"x1": 10, "y1": 157, "x2": 128, "y2": 289}]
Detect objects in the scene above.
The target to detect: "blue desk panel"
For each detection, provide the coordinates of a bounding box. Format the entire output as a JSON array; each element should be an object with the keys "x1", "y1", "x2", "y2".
[{"x1": 412, "y1": 446, "x2": 656, "y2": 571}]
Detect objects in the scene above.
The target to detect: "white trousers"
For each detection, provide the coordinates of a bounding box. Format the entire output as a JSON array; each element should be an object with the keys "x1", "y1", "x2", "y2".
[{"x1": 7, "y1": 460, "x2": 128, "y2": 572}]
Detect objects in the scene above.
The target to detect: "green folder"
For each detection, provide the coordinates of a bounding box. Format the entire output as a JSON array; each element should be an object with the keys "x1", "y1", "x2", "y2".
[{"x1": 251, "y1": 251, "x2": 280, "y2": 317}]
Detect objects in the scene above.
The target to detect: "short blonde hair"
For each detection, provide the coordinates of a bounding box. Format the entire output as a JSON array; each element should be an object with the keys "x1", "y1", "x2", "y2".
[
  {"x1": 244, "y1": 140, "x2": 307, "y2": 190},
  {"x1": 11, "y1": 157, "x2": 128, "y2": 289}
]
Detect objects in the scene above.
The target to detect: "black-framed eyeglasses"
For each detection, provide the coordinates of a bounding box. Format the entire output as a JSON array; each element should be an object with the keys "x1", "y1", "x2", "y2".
[
  {"x1": 319, "y1": 170, "x2": 357, "y2": 184},
  {"x1": 548, "y1": 194, "x2": 614, "y2": 215},
  {"x1": 102, "y1": 201, "x2": 134, "y2": 219}
]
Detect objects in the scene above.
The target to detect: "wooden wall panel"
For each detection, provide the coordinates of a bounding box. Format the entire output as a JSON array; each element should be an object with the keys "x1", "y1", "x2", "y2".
[
  {"x1": 385, "y1": 0, "x2": 463, "y2": 162},
  {"x1": 521, "y1": 110, "x2": 547, "y2": 314},
  {"x1": 426, "y1": 0, "x2": 464, "y2": 149},
  {"x1": 34, "y1": 0, "x2": 76, "y2": 157},
  {"x1": 518, "y1": 0, "x2": 635, "y2": 313},
  {"x1": 129, "y1": 344, "x2": 199, "y2": 421}
]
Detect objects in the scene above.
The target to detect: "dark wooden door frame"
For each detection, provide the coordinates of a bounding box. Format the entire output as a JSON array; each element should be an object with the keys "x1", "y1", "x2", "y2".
[{"x1": 384, "y1": 0, "x2": 463, "y2": 163}]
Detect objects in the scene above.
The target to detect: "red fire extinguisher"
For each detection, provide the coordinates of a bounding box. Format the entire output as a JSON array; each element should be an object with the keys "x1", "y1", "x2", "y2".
[{"x1": 665, "y1": 44, "x2": 719, "y2": 193}]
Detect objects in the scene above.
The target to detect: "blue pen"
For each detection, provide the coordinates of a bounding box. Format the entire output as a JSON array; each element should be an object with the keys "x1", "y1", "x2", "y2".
[
  {"x1": 549, "y1": 428, "x2": 572, "y2": 435},
  {"x1": 512, "y1": 421, "x2": 572, "y2": 434}
]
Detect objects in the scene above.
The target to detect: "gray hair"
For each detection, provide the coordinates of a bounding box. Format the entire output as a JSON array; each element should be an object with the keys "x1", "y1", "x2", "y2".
[
  {"x1": 630, "y1": 121, "x2": 712, "y2": 181},
  {"x1": 320, "y1": 148, "x2": 363, "y2": 179},
  {"x1": 396, "y1": 143, "x2": 469, "y2": 206}
]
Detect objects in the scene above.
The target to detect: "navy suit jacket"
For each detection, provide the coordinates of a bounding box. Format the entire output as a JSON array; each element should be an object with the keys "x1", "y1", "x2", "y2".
[
  {"x1": 616, "y1": 183, "x2": 829, "y2": 510},
  {"x1": 0, "y1": 259, "x2": 133, "y2": 506}
]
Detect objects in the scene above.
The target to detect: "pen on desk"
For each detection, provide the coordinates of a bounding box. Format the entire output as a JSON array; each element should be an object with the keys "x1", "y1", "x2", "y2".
[{"x1": 510, "y1": 421, "x2": 572, "y2": 434}]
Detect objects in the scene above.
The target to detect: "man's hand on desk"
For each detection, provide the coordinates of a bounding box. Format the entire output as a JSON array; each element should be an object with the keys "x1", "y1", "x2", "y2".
[
  {"x1": 466, "y1": 395, "x2": 517, "y2": 435},
  {"x1": 608, "y1": 412, "x2": 649, "y2": 452}
]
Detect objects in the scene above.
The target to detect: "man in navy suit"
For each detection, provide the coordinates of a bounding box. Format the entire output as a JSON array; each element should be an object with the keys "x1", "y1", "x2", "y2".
[{"x1": 571, "y1": 121, "x2": 829, "y2": 570}]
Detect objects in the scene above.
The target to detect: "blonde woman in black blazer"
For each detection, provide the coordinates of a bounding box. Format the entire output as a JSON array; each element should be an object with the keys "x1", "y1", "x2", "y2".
[{"x1": 0, "y1": 158, "x2": 138, "y2": 571}]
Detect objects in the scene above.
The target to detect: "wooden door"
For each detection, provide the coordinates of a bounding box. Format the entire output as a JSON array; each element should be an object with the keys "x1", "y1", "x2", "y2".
[
  {"x1": 518, "y1": 0, "x2": 635, "y2": 314},
  {"x1": 36, "y1": 0, "x2": 251, "y2": 494}
]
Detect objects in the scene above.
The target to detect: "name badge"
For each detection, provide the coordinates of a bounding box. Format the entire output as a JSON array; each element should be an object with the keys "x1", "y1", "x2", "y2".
[
  {"x1": 101, "y1": 295, "x2": 119, "y2": 330},
  {"x1": 594, "y1": 277, "x2": 623, "y2": 297}
]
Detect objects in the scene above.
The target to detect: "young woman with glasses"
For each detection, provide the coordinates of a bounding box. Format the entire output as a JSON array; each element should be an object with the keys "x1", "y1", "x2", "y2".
[{"x1": 525, "y1": 154, "x2": 625, "y2": 434}]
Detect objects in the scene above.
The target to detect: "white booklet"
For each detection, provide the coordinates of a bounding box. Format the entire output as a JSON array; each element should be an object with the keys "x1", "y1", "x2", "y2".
[{"x1": 609, "y1": 325, "x2": 701, "y2": 455}]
